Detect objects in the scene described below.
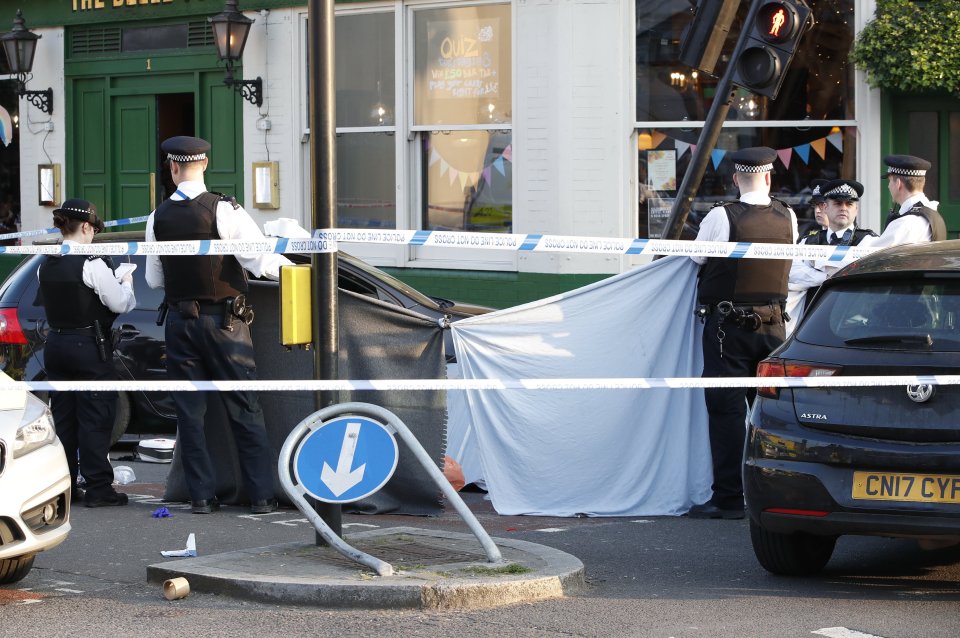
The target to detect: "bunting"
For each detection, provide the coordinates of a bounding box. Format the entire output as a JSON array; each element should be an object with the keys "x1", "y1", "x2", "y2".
[
  {"x1": 427, "y1": 141, "x2": 513, "y2": 190},
  {"x1": 644, "y1": 129, "x2": 847, "y2": 170}
]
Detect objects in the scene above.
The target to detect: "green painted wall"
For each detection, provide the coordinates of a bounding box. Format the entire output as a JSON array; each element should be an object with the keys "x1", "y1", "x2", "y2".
[{"x1": 382, "y1": 268, "x2": 610, "y2": 310}]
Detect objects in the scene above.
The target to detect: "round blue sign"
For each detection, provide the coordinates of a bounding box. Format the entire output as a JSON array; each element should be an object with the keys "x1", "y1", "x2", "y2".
[{"x1": 292, "y1": 415, "x2": 399, "y2": 503}]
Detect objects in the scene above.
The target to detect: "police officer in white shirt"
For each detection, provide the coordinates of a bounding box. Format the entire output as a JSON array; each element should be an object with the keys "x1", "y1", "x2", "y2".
[
  {"x1": 861, "y1": 154, "x2": 947, "y2": 248},
  {"x1": 145, "y1": 136, "x2": 293, "y2": 515},
  {"x1": 39, "y1": 199, "x2": 136, "y2": 507}
]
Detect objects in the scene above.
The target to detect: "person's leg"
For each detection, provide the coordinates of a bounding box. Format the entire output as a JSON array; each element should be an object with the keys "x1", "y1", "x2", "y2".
[
  {"x1": 165, "y1": 313, "x2": 216, "y2": 506},
  {"x1": 75, "y1": 343, "x2": 125, "y2": 506},
  {"x1": 694, "y1": 316, "x2": 753, "y2": 516},
  {"x1": 44, "y1": 335, "x2": 80, "y2": 492},
  {"x1": 203, "y1": 320, "x2": 275, "y2": 504}
]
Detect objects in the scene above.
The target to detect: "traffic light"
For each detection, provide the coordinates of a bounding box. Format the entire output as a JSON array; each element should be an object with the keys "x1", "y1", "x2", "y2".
[
  {"x1": 731, "y1": 0, "x2": 813, "y2": 99},
  {"x1": 678, "y1": 0, "x2": 741, "y2": 76}
]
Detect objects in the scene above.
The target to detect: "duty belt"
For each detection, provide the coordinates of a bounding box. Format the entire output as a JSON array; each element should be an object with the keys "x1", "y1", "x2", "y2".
[{"x1": 694, "y1": 300, "x2": 788, "y2": 330}]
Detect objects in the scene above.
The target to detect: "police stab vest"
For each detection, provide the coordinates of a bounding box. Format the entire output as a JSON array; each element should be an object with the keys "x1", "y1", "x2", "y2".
[
  {"x1": 697, "y1": 199, "x2": 793, "y2": 305},
  {"x1": 885, "y1": 203, "x2": 947, "y2": 242},
  {"x1": 38, "y1": 255, "x2": 119, "y2": 329},
  {"x1": 806, "y1": 227, "x2": 877, "y2": 246},
  {"x1": 153, "y1": 191, "x2": 248, "y2": 303}
]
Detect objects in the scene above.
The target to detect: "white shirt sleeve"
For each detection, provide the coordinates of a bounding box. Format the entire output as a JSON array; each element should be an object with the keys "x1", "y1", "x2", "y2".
[
  {"x1": 215, "y1": 201, "x2": 294, "y2": 281},
  {"x1": 856, "y1": 215, "x2": 932, "y2": 250},
  {"x1": 83, "y1": 258, "x2": 137, "y2": 314},
  {"x1": 144, "y1": 213, "x2": 165, "y2": 290},
  {"x1": 689, "y1": 206, "x2": 729, "y2": 265},
  {"x1": 788, "y1": 258, "x2": 827, "y2": 291}
]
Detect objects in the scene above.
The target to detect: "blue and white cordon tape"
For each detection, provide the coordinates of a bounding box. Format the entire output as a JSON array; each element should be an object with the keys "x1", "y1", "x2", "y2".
[
  {"x1": 0, "y1": 226, "x2": 868, "y2": 261},
  {"x1": 317, "y1": 229, "x2": 874, "y2": 262},
  {"x1": 7, "y1": 375, "x2": 959, "y2": 393}
]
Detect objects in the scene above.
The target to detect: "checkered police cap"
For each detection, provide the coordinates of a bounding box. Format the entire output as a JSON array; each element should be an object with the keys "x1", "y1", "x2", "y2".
[
  {"x1": 162, "y1": 136, "x2": 211, "y2": 163},
  {"x1": 729, "y1": 147, "x2": 777, "y2": 174},
  {"x1": 883, "y1": 154, "x2": 930, "y2": 178},
  {"x1": 822, "y1": 179, "x2": 864, "y2": 201},
  {"x1": 53, "y1": 198, "x2": 96, "y2": 222}
]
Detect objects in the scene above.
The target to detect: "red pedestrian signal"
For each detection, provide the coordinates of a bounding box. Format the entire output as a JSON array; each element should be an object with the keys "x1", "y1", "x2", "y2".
[{"x1": 731, "y1": 0, "x2": 813, "y2": 99}]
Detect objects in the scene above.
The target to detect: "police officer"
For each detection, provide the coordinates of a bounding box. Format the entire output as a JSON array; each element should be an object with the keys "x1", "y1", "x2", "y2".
[
  {"x1": 39, "y1": 199, "x2": 136, "y2": 507},
  {"x1": 798, "y1": 178, "x2": 829, "y2": 239},
  {"x1": 145, "y1": 136, "x2": 293, "y2": 514},
  {"x1": 864, "y1": 154, "x2": 947, "y2": 247},
  {"x1": 688, "y1": 147, "x2": 798, "y2": 519},
  {"x1": 787, "y1": 180, "x2": 878, "y2": 331}
]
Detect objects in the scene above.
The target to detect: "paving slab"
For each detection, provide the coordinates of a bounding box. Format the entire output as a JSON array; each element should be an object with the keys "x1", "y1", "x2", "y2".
[{"x1": 146, "y1": 526, "x2": 584, "y2": 609}]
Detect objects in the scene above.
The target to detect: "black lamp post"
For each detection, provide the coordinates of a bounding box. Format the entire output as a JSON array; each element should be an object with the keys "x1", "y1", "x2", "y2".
[
  {"x1": 209, "y1": 0, "x2": 263, "y2": 107},
  {"x1": 1, "y1": 10, "x2": 53, "y2": 115}
]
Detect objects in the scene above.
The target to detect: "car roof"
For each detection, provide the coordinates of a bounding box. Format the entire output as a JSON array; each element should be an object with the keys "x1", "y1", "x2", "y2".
[{"x1": 831, "y1": 239, "x2": 960, "y2": 281}]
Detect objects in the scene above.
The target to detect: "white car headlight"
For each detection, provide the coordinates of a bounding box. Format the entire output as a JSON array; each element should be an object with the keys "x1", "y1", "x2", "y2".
[{"x1": 12, "y1": 410, "x2": 57, "y2": 458}]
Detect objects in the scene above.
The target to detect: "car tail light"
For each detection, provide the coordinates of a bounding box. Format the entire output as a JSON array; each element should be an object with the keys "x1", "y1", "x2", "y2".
[
  {"x1": 756, "y1": 359, "x2": 841, "y2": 399},
  {"x1": 0, "y1": 308, "x2": 28, "y2": 345}
]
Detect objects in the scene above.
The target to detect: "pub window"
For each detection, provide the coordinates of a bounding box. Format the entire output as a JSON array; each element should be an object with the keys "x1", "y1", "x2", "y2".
[
  {"x1": 335, "y1": 11, "x2": 397, "y2": 229},
  {"x1": 635, "y1": 0, "x2": 857, "y2": 238},
  {"x1": 412, "y1": 4, "x2": 513, "y2": 233}
]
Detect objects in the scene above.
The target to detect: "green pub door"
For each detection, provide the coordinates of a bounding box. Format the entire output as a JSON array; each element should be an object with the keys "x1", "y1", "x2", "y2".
[{"x1": 67, "y1": 52, "x2": 244, "y2": 225}]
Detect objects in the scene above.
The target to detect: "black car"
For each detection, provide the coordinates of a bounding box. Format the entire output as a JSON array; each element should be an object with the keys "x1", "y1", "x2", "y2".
[
  {"x1": 745, "y1": 240, "x2": 960, "y2": 576},
  {"x1": 0, "y1": 231, "x2": 490, "y2": 443}
]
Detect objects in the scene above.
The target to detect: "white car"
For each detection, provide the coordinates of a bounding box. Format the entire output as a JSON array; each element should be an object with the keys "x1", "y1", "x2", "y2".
[{"x1": 0, "y1": 375, "x2": 71, "y2": 584}]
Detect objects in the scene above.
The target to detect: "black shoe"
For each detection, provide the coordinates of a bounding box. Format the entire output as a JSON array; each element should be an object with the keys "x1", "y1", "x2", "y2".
[
  {"x1": 191, "y1": 499, "x2": 221, "y2": 514},
  {"x1": 685, "y1": 502, "x2": 744, "y2": 520},
  {"x1": 84, "y1": 491, "x2": 129, "y2": 508},
  {"x1": 71, "y1": 486, "x2": 86, "y2": 503},
  {"x1": 250, "y1": 499, "x2": 277, "y2": 514}
]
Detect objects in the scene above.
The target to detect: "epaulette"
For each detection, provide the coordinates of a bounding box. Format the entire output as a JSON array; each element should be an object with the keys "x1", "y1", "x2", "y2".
[
  {"x1": 211, "y1": 191, "x2": 241, "y2": 210},
  {"x1": 805, "y1": 228, "x2": 819, "y2": 237},
  {"x1": 712, "y1": 201, "x2": 729, "y2": 209}
]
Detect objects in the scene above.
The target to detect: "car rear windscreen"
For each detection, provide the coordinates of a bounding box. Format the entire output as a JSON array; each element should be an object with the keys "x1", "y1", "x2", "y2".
[{"x1": 796, "y1": 277, "x2": 960, "y2": 351}]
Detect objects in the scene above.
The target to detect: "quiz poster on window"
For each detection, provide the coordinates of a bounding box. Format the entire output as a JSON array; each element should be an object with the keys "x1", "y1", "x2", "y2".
[{"x1": 427, "y1": 19, "x2": 501, "y2": 100}]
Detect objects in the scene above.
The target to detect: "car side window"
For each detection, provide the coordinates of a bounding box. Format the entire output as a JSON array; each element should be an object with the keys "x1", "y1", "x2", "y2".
[{"x1": 338, "y1": 270, "x2": 380, "y2": 299}]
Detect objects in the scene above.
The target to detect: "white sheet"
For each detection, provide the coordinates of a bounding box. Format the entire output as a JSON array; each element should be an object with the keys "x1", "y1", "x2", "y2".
[{"x1": 449, "y1": 256, "x2": 712, "y2": 516}]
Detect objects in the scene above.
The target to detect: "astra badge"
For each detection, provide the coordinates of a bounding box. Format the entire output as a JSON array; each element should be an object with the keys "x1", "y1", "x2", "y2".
[
  {"x1": 800, "y1": 413, "x2": 827, "y2": 420},
  {"x1": 906, "y1": 384, "x2": 935, "y2": 403}
]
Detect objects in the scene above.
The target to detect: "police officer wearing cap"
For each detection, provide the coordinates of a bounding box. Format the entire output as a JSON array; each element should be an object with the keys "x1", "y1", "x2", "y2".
[
  {"x1": 145, "y1": 136, "x2": 293, "y2": 515},
  {"x1": 788, "y1": 179, "x2": 877, "y2": 326},
  {"x1": 862, "y1": 155, "x2": 947, "y2": 247},
  {"x1": 688, "y1": 147, "x2": 798, "y2": 520},
  {"x1": 799, "y1": 178, "x2": 829, "y2": 239},
  {"x1": 38, "y1": 199, "x2": 136, "y2": 507}
]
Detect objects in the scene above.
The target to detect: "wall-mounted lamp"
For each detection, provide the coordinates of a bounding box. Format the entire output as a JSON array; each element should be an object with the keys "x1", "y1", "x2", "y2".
[
  {"x1": 209, "y1": 0, "x2": 263, "y2": 107},
  {"x1": 1, "y1": 10, "x2": 53, "y2": 114}
]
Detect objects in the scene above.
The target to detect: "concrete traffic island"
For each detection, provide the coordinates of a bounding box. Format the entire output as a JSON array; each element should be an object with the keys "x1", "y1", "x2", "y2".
[{"x1": 146, "y1": 526, "x2": 585, "y2": 609}]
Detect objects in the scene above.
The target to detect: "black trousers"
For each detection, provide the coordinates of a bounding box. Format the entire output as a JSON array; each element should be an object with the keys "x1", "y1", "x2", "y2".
[
  {"x1": 164, "y1": 310, "x2": 274, "y2": 504},
  {"x1": 44, "y1": 332, "x2": 117, "y2": 497},
  {"x1": 701, "y1": 312, "x2": 784, "y2": 509}
]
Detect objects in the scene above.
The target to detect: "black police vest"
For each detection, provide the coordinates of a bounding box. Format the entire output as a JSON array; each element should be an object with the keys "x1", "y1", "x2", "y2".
[
  {"x1": 885, "y1": 203, "x2": 947, "y2": 241},
  {"x1": 38, "y1": 255, "x2": 119, "y2": 329},
  {"x1": 805, "y1": 227, "x2": 877, "y2": 246},
  {"x1": 152, "y1": 191, "x2": 248, "y2": 303},
  {"x1": 697, "y1": 199, "x2": 793, "y2": 305}
]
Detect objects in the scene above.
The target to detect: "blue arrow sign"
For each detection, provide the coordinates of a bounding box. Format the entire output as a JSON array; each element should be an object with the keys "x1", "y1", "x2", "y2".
[{"x1": 293, "y1": 415, "x2": 399, "y2": 503}]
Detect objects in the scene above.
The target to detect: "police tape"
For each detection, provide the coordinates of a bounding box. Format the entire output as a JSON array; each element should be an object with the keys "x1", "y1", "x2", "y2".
[
  {"x1": 9, "y1": 374, "x2": 959, "y2": 393},
  {"x1": 0, "y1": 229, "x2": 867, "y2": 261},
  {"x1": 317, "y1": 229, "x2": 874, "y2": 261},
  {"x1": 0, "y1": 216, "x2": 151, "y2": 243},
  {"x1": 0, "y1": 236, "x2": 336, "y2": 256}
]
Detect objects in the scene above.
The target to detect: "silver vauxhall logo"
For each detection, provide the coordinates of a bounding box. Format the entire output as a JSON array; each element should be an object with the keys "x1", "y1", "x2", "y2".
[{"x1": 906, "y1": 384, "x2": 935, "y2": 403}]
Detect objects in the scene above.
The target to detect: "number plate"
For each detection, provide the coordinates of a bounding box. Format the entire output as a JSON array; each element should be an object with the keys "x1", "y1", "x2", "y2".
[{"x1": 852, "y1": 471, "x2": 960, "y2": 504}]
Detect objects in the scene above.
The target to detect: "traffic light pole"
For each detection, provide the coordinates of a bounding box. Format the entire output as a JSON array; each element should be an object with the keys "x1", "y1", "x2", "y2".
[
  {"x1": 662, "y1": 0, "x2": 765, "y2": 241},
  {"x1": 308, "y1": 0, "x2": 342, "y2": 544}
]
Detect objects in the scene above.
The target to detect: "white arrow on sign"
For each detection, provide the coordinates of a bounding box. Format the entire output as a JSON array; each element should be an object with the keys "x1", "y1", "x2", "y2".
[{"x1": 321, "y1": 421, "x2": 367, "y2": 497}]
